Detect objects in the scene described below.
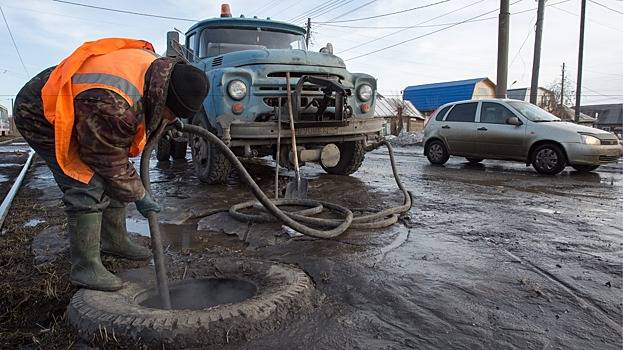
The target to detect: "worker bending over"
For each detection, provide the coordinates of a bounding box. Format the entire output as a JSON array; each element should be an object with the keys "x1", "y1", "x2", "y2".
[{"x1": 14, "y1": 38, "x2": 208, "y2": 291}]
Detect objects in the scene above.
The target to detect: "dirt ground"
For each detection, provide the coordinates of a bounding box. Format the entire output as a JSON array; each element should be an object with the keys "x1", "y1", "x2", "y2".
[{"x1": 0, "y1": 143, "x2": 621, "y2": 349}]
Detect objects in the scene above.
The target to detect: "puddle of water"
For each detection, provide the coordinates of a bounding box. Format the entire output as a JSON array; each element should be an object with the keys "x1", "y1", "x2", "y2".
[
  {"x1": 126, "y1": 217, "x2": 209, "y2": 252},
  {"x1": 25, "y1": 218, "x2": 45, "y2": 227},
  {"x1": 137, "y1": 278, "x2": 257, "y2": 310}
]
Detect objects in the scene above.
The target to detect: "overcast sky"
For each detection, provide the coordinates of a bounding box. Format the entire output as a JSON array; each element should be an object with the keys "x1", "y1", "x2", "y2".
[{"x1": 0, "y1": 0, "x2": 621, "y2": 113}]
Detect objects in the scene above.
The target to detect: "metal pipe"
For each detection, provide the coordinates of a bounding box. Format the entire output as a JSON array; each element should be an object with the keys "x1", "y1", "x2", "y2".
[
  {"x1": 275, "y1": 100, "x2": 281, "y2": 200},
  {"x1": 0, "y1": 149, "x2": 34, "y2": 230},
  {"x1": 140, "y1": 121, "x2": 171, "y2": 310},
  {"x1": 575, "y1": 0, "x2": 587, "y2": 122}
]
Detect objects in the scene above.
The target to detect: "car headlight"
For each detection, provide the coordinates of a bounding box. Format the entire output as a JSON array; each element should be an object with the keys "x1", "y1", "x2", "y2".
[
  {"x1": 580, "y1": 134, "x2": 601, "y2": 145},
  {"x1": 357, "y1": 84, "x2": 373, "y2": 101},
  {"x1": 227, "y1": 80, "x2": 247, "y2": 100}
]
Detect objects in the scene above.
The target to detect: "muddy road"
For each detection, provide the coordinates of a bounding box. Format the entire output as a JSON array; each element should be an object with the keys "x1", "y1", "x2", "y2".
[{"x1": 1, "y1": 143, "x2": 621, "y2": 349}]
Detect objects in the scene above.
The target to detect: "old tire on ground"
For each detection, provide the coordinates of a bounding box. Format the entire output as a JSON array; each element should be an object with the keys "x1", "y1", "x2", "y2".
[
  {"x1": 68, "y1": 258, "x2": 316, "y2": 348},
  {"x1": 191, "y1": 113, "x2": 231, "y2": 184},
  {"x1": 321, "y1": 141, "x2": 365, "y2": 175},
  {"x1": 465, "y1": 157, "x2": 483, "y2": 164},
  {"x1": 571, "y1": 164, "x2": 599, "y2": 172},
  {"x1": 531, "y1": 143, "x2": 566, "y2": 175},
  {"x1": 171, "y1": 140, "x2": 188, "y2": 160},
  {"x1": 425, "y1": 139, "x2": 449, "y2": 165},
  {"x1": 156, "y1": 137, "x2": 171, "y2": 162}
]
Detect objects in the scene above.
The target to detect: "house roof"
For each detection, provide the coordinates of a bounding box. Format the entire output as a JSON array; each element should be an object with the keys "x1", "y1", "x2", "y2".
[
  {"x1": 375, "y1": 94, "x2": 423, "y2": 119},
  {"x1": 403, "y1": 77, "x2": 491, "y2": 112},
  {"x1": 580, "y1": 103, "x2": 623, "y2": 126},
  {"x1": 507, "y1": 88, "x2": 528, "y2": 101},
  {"x1": 563, "y1": 106, "x2": 595, "y2": 123}
]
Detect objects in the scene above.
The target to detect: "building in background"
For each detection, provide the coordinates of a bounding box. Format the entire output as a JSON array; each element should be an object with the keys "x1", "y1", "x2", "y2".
[
  {"x1": 580, "y1": 103, "x2": 623, "y2": 137},
  {"x1": 374, "y1": 93, "x2": 423, "y2": 135},
  {"x1": 507, "y1": 87, "x2": 556, "y2": 112},
  {"x1": 0, "y1": 104, "x2": 9, "y2": 136},
  {"x1": 403, "y1": 77, "x2": 496, "y2": 115}
]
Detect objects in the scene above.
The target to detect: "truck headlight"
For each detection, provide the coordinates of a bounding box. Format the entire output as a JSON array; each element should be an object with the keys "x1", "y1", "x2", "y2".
[
  {"x1": 580, "y1": 134, "x2": 601, "y2": 145},
  {"x1": 357, "y1": 84, "x2": 372, "y2": 101},
  {"x1": 227, "y1": 80, "x2": 247, "y2": 100}
]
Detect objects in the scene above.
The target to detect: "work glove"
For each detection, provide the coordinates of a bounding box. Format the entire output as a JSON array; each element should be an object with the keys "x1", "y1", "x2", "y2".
[{"x1": 135, "y1": 192, "x2": 161, "y2": 218}]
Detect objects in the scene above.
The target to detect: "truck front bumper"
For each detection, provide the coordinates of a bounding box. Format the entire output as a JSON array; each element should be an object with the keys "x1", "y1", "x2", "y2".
[
  {"x1": 223, "y1": 118, "x2": 384, "y2": 147},
  {"x1": 564, "y1": 142, "x2": 623, "y2": 165}
]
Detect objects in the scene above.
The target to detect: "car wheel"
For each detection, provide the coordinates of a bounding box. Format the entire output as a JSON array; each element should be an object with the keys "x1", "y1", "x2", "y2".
[
  {"x1": 191, "y1": 112, "x2": 231, "y2": 184},
  {"x1": 531, "y1": 143, "x2": 566, "y2": 175},
  {"x1": 321, "y1": 141, "x2": 365, "y2": 175},
  {"x1": 465, "y1": 157, "x2": 483, "y2": 164},
  {"x1": 571, "y1": 164, "x2": 599, "y2": 172},
  {"x1": 426, "y1": 140, "x2": 449, "y2": 165},
  {"x1": 156, "y1": 136, "x2": 171, "y2": 162}
]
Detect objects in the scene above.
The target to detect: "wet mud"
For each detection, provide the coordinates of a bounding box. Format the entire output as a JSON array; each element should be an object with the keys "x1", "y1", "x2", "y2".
[{"x1": 1, "y1": 143, "x2": 621, "y2": 349}]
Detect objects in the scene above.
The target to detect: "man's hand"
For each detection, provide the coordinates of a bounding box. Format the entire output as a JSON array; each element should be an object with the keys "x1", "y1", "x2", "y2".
[{"x1": 135, "y1": 192, "x2": 161, "y2": 218}]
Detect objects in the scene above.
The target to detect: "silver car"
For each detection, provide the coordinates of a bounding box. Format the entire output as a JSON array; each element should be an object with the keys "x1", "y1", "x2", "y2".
[{"x1": 423, "y1": 99, "x2": 622, "y2": 175}]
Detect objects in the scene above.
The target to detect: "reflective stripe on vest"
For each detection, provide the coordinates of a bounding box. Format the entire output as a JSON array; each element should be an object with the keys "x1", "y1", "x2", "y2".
[{"x1": 72, "y1": 73, "x2": 141, "y2": 105}]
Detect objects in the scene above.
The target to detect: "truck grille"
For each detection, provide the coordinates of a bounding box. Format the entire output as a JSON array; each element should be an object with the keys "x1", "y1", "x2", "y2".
[
  {"x1": 212, "y1": 56, "x2": 223, "y2": 67},
  {"x1": 599, "y1": 155, "x2": 620, "y2": 163},
  {"x1": 267, "y1": 71, "x2": 344, "y2": 80}
]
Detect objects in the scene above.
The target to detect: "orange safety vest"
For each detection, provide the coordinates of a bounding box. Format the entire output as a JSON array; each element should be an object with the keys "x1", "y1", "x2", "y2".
[{"x1": 42, "y1": 38, "x2": 158, "y2": 184}]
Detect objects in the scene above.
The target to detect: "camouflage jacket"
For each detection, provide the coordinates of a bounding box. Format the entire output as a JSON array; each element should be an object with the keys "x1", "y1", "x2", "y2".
[{"x1": 14, "y1": 57, "x2": 178, "y2": 203}]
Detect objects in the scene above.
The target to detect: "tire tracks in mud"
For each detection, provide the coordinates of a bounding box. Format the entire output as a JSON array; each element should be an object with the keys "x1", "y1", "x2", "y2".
[{"x1": 502, "y1": 249, "x2": 623, "y2": 336}]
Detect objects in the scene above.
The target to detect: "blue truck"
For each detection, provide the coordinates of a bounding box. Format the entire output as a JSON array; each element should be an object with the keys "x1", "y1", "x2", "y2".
[{"x1": 159, "y1": 5, "x2": 383, "y2": 184}]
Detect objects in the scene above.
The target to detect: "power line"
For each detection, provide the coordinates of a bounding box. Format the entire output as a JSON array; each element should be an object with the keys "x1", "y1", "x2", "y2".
[
  {"x1": 325, "y1": 0, "x2": 378, "y2": 22},
  {"x1": 307, "y1": 0, "x2": 357, "y2": 22},
  {"x1": 550, "y1": 3, "x2": 623, "y2": 32},
  {"x1": 337, "y1": 0, "x2": 484, "y2": 54},
  {"x1": 52, "y1": 0, "x2": 197, "y2": 22},
  {"x1": 345, "y1": 0, "x2": 523, "y2": 61},
  {"x1": 589, "y1": 0, "x2": 623, "y2": 15},
  {"x1": 289, "y1": 0, "x2": 337, "y2": 22},
  {"x1": 316, "y1": 0, "x2": 453, "y2": 23},
  {"x1": 0, "y1": 6, "x2": 29, "y2": 78},
  {"x1": 252, "y1": 0, "x2": 283, "y2": 16}
]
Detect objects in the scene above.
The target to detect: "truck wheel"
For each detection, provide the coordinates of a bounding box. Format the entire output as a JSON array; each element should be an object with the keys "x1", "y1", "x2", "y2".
[
  {"x1": 531, "y1": 143, "x2": 566, "y2": 175},
  {"x1": 191, "y1": 114, "x2": 231, "y2": 184},
  {"x1": 156, "y1": 137, "x2": 171, "y2": 162},
  {"x1": 321, "y1": 141, "x2": 365, "y2": 175},
  {"x1": 171, "y1": 140, "x2": 188, "y2": 160}
]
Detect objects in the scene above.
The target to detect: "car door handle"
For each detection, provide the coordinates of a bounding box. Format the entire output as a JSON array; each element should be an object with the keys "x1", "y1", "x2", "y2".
[
  {"x1": 477, "y1": 127, "x2": 488, "y2": 131},
  {"x1": 441, "y1": 125, "x2": 450, "y2": 129}
]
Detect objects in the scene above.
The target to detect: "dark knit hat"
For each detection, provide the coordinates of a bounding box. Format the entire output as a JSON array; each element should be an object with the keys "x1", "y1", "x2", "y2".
[{"x1": 166, "y1": 64, "x2": 209, "y2": 118}]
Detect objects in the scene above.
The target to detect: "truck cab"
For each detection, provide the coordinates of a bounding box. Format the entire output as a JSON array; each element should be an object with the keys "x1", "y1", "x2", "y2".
[{"x1": 162, "y1": 4, "x2": 383, "y2": 184}]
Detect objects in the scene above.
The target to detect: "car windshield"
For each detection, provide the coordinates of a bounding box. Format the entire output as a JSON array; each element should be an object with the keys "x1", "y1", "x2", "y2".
[
  {"x1": 507, "y1": 101, "x2": 561, "y2": 122},
  {"x1": 199, "y1": 27, "x2": 306, "y2": 58}
]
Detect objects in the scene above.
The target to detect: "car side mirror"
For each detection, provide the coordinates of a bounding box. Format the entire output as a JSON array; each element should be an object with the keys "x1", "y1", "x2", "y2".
[{"x1": 506, "y1": 116, "x2": 523, "y2": 126}]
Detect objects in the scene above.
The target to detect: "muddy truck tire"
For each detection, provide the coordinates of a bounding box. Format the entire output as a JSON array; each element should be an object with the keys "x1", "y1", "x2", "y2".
[
  {"x1": 321, "y1": 141, "x2": 365, "y2": 175},
  {"x1": 156, "y1": 137, "x2": 172, "y2": 162},
  {"x1": 171, "y1": 140, "x2": 188, "y2": 160},
  {"x1": 191, "y1": 113, "x2": 231, "y2": 184},
  {"x1": 68, "y1": 258, "x2": 317, "y2": 348}
]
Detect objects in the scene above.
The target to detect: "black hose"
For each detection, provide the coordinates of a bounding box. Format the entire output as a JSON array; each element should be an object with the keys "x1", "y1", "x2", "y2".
[{"x1": 180, "y1": 123, "x2": 411, "y2": 238}]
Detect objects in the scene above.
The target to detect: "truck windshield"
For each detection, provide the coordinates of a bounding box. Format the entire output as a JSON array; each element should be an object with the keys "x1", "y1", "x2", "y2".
[
  {"x1": 199, "y1": 27, "x2": 306, "y2": 57},
  {"x1": 507, "y1": 101, "x2": 561, "y2": 122}
]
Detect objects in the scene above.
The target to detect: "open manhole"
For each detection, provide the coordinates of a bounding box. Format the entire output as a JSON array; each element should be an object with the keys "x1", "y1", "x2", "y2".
[
  {"x1": 68, "y1": 258, "x2": 316, "y2": 347},
  {"x1": 137, "y1": 278, "x2": 258, "y2": 310}
]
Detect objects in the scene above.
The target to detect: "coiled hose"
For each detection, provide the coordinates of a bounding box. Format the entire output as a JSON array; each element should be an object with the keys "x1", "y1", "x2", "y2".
[{"x1": 141, "y1": 121, "x2": 411, "y2": 239}]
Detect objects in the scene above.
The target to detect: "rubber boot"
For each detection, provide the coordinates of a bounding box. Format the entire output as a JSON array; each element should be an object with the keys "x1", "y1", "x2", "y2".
[
  {"x1": 68, "y1": 212, "x2": 123, "y2": 291},
  {"x1": 101, "y1": 203, "x2": 151, "y2": 261}
]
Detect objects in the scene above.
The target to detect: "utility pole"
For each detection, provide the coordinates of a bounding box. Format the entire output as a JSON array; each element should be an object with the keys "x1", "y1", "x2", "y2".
[
  {"x1": 560, "y1": 62, "x2": 565, "y2": 107},
  {"x1": 530, "y1": 0, "x2": 546, "y2": 105},
  {"x1": 575, "y1": 0, "x2": 586, "y2": 122},
  {"x1": 496, "y1": 0, "x2": 510, "y2": 98},
  {"x1": 305, "y1": 18, "x2": 311, "y2": 48}
]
